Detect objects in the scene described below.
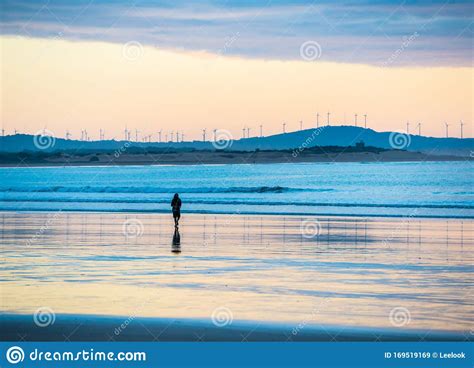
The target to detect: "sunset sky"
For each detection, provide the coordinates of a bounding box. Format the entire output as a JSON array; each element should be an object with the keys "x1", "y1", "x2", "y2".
[{"x1": 1, "y1": 0, "x2": 472, "y2": 140}]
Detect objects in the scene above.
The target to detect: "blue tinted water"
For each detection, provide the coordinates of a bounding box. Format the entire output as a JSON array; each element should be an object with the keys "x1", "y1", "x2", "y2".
[{"x1": 0, "y1": 161, "x2": 472, "y2": 217}]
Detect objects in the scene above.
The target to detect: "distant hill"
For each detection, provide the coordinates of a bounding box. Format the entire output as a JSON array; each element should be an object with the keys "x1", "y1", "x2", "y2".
[{"x1": 0, "y1": 126, "x2": 472, "y2": 156}]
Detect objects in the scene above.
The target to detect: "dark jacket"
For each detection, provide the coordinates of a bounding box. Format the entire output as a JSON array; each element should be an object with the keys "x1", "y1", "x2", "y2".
[{"x1": 171, "y1": 197, "x2": 182, "y2": 212}]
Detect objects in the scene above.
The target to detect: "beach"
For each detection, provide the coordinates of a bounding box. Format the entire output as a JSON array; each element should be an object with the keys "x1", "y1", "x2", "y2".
[
  {"x1": 0, "y1": 147, "x2": 467, "y2": 167},
  {"x1": 1, "y1": 212, "x2": 472, "y2": 341}
]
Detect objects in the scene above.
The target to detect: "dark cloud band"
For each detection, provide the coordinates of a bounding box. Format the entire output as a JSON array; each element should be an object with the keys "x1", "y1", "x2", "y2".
[{"x1": 1, "y1": 0, "x2": 472, "y2": 66}]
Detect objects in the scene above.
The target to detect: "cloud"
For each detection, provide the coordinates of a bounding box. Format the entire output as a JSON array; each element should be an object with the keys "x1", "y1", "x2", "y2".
[{"x1": 1, "y1": 0, "x2": 472, "y2": 66}]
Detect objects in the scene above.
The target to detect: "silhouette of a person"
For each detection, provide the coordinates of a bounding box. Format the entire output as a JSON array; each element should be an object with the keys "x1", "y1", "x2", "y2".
[{"x1": 171, "y1": 193, "x2": 182, "y2": 227}]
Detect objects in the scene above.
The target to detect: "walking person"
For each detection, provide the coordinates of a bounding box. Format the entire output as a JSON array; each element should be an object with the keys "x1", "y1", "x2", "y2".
[{"x1": 171, "y1": 193, "x2": 182, "y2": 228}]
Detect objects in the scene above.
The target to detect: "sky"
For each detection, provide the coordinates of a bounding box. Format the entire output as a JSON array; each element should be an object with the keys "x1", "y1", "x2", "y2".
[{"x1": 1, "y1": 0, "x2": 472, "y2": 140}]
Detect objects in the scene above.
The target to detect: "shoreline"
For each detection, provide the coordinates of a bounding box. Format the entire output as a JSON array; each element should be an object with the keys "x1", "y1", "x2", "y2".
[
  {"x1": 1, "y1": 209, "x2": 473, "y2": 220},
  {"x1": 1, "y1": 313, "x2": 469, "y2": 342},
  {"x1": 0, "y1": 150, "x2": 470, "y2": 168}
]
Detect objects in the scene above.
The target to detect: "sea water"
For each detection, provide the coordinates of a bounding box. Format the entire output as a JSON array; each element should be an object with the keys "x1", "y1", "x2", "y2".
[{"x1": 0, "y1": 161, "x2": 472, "y2": 218}]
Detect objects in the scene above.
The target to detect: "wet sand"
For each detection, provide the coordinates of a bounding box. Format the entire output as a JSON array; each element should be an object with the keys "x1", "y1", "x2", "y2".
[{"x1": 0, "y1": 212, "x2": 472, "y2": 341}]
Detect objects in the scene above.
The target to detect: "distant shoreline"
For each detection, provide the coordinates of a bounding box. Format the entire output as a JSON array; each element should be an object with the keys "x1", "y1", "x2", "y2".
[
  {"x1": 0, "y1": 148, "x2": 468, "y2": 167},
  {"x1": 0, "y1": 210, "x2": 472, "y2": 220}
]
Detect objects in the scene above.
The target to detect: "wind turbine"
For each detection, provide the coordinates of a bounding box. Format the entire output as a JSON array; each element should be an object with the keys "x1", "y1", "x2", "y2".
[
  {"x1": 158, "y1": 130, "x2": 162, "y2": 143},
  {"x1": 260, "y1": 124, "x2": 263, "y2": 137},
  {"x1": 202, "y1": 128, "x2": 206, "y2": 142},
  {"x1": 99, "y1": 129, "x2": 104, "y2": 140},
  {"x1": 416, "y1": 122, "x2": 421, "y2": 136},
  {"x1": 213, "y1": 129, "x2": 217, "y2": 142},
  {"x1": 66, "y1": 130, "x2": 71, "y2": 140},
  {"x1": 460, "y1": 120, "x2": 464, "y2": 139},
  {"x1": 247, "y1": 127, "x2": 250, "y2": 138},
  {"x1": 1, "y1": 128, "x2": 4, "y2": 137},
  {"x1": 445, "y1": 122, "x2": 449, "y2": 138},
  {"x1": 176, "y1": 131, "x2": 179, "y2": 142},
  {"x1": 354, "y1": 114, "x2": 358, "y2": 127},
  {"x1": 170, "y1": 131, "x2": 174, "y2": 142},
  {"x1": 364, "y1": 114, "x2": 367, "y2": 129},
  {"x1": 242, "y1": 127, "x2": 246, "y2": 139},
  {"x1": 14, "y1": 129, "x2": 18, "y2": 135},
  {"x1": 124, "y1": 127, "x2": 129, "y2": 141},
  {"x1": 282, "y1": 122, "x2": 286, "y2": 133},
  {"x1": 316, "y1": 113, "x2": 320, "y2": 128},
  {"x1": 135, "y1": 129, "x2": 140, "y2": 142},
  {"x1": 406, "y1": 121, "x2": 410, "y2": 134},
  {"x1": 181, "y1": 133, "x2": 185, "y2": 142},
  {"x1": 300, "y1": 120, "x2": 303, "y2": 130},
  {"x1": 327, "y1": 112, "x2": 330, "y2": 126}
]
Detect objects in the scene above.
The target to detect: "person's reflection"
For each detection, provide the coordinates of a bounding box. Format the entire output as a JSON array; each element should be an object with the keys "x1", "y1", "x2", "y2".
[{"x1": 172, "y1": 228, "x2": 181, "y2": 253}]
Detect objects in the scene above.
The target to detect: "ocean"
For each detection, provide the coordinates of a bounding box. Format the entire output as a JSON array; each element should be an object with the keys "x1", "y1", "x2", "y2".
[{"x1": 0, "y1": 161, "x2": 472, "y2": 218}]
